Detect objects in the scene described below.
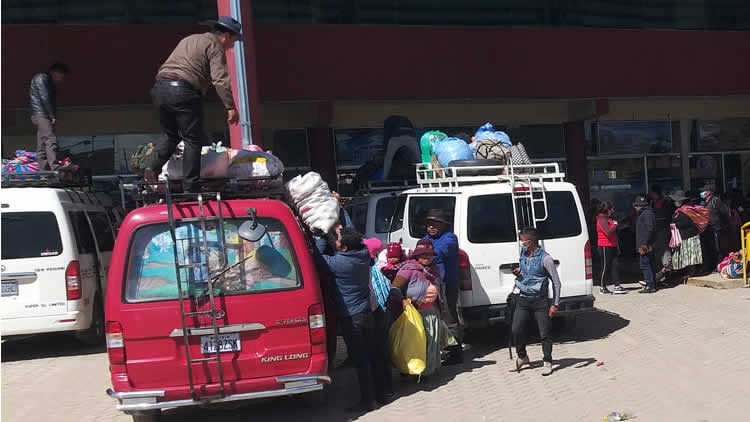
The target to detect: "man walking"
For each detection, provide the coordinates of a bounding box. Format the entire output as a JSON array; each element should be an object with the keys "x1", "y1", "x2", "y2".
[
  {"x1": 511, "y1": 227, "x2": 561, "y2": 376},
  {"x1": 29, "y1": 62, "x2": 69, "y2": 170},
  {"x1": 145, "y1": 17, "x2": 242, "y2": 192},
  {"x1": 423, "y1": 209, "x2": 463, "y2": 364},
  {"x1": 701, "y1": 185, "x2": 730, "y2": 272},
  {"x1": 634, "y1": 195, "x2": 657, "y2": 293}
]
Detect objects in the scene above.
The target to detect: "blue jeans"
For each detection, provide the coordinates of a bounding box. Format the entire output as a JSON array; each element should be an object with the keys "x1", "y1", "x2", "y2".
[{"x1": 639, "y1": 253, "x2": 656, "y2": 289}]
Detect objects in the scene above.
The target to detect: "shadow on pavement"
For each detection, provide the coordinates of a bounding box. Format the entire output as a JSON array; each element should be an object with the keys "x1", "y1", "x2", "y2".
[
  {"x1": 554, "y1": 309, "x2": 630, "y2": 344},
  {"x1": 0, "y1": 333, "x2": 104, "y2": 362}
]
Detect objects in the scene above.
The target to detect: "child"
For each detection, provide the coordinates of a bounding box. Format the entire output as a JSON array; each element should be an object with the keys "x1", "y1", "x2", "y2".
[{"x1": 380, "y1": 242, "x2": 408, "y2": 281}]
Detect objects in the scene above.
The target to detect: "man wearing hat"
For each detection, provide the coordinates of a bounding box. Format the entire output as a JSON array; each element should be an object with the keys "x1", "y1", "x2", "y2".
[
  {"x1": 423, "y1": 209, "x2": 463, "y2": 364},
  {"x1": 145, "y1": 16, "x2": 243, "y2": 192},
  {"x1": 634, "y1": 195, "x2": 657, "y2": 293},
  {"x1": 701, "y1": 184, "x2": 730, "y2": 273}
]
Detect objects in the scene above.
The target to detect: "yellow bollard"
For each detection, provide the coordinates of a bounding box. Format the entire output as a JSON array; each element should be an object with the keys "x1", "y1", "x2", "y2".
[{"x1": 743, "y1": 222, "x2": 750, "y2": 287}]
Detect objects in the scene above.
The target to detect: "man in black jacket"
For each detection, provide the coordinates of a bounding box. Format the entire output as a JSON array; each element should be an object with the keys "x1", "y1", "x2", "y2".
[
  {"x1": 634, "y1": 195, "x2": 657, "y2": 293},
  {"x1": 701, "y1": 184, "x2": 730, "y2": 273},
  {"x1": 29, "y1": 62, "x2": 68, "y2": 170}
]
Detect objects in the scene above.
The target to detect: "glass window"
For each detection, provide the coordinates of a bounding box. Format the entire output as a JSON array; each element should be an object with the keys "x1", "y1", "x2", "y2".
[
  {"x1": 408, "y1": 196, "x2": 456, "y2": 239},
  {"x1": 690, "y1": 154, "x2": 723, "y2": 194},
  {"x1": 696, "y1": 119, "x2": 750, "y2": 152},
  {"x1": 68, "y1": 211, "x2": 97, "y2": 254},
  {"x1": 58, "y1": 136, "x2": 116, "y2": 175},
  {"x1": 647, "y1": 156, "x2": 682, "y2": 197},
  {"x1": 467, "y1": 192, "x2": 582, "y2": 244},
  {"x1": 265, "y1": 129, "x2": 309, "y2": 167},
  {"x1": 589, "y1": 158, "x2": 646, "y2": 221},
  {"x1": 1, "y1": 212, "x2": 63, "y2": 259},
  {"x1": 390, "y1": 194, "x2": 407, "y2": 232},
  {"x1": 88, "y1": 212, "x2": 115, "y2": 251},
  {"x1": 124, "y1": 218, "x2": 301, "y2": 302},
  {"x1": 334, "y1": 128, "x2": 384, "y2": 168},
  {"x1": 597, "y1": 121, "x2": 672, "y2": 155},
  {"x1": 374, "y1": 196, "x2": 396, "y2": 233},
  {"x1": 345, "y1": 202, "x2": 368, "y2": 234},
  {"x1": 509, "y1": 124, "x2": 565, "y2": 158}
]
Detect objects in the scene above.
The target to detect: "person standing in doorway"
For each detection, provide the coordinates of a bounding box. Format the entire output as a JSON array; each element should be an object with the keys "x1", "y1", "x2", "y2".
[
  {"x1": 701, "y1": 185, "x2": 730, "y2": 272},
  {"x1": 145, "y1": 17, "x2": 242, "y2": 192},
  {"x1": 634, "y1": 195, "x2": 657, "y2": 293},
  {"x1": 29, "y1": 62, "x2": 69, "y2": 170},
  {"x1": 423, "y1": 209, "x2": 463, "y2": 364},
  {"x1": 597, "y1": 201, "x2": 626, "y2": 294},
  {"x1": 511, "y1": 227, "x2": 561, "y2": 376},
  {"x1": 649, "y1": 185, "x2": 674, "y2": 281}
]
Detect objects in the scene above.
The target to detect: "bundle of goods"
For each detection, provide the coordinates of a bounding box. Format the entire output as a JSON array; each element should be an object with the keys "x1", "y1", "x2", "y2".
[
  {"x1": 432, "y1": 137, "x2": 474, "y2": 168},
  {"x1": 2, "y1": 150, "x2": 40, "y2": 173},
  {"x1": 717, "y1": 251, "x2": 745, "y2": 279},
  {"x1": 469, "y1": 122, "x2": 532, "y2": 166},
  {"x1": 419, "y1": 130, "x2": 447, "y2": 164},
  {"x1": 286, "y1": 172, "x2": 340, "y2": 233}
]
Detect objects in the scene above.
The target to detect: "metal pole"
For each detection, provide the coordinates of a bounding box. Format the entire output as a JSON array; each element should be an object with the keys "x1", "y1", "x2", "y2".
[
  {"x1": 643, "y1": 156, "x2": 649, "y2": 194},
  {"x1": 230, "y1": 0, "x2": 253, "y2": 147}
]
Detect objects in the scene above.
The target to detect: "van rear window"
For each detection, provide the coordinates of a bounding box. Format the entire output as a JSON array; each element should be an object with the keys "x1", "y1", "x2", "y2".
[
  {"x1": 467, "y1": 192, "x2": 582, "y2": 243},
  {"x1": 124, "y1": 217, "x2": 301, "y2": 302},
  {"x1": 1, "y1": 212, "x2": 63, "y2": 259},
  {"x1": 408, "y1": 196, "x2": 456, "y2": 238}
]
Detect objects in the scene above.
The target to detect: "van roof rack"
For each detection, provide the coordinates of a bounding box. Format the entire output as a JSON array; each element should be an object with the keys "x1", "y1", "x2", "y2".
[
  {"x1": 121, "y1": 176, "x2": 287, "y2": 207},
  {"x1": 1, "y1": 169, "x2": 93, "y2": 188},
  {"x1": 358, "y1": 179, "x2": 417, "y2": 194},
  {"x1": 415, "y1": 162, "x2": 565, "y2": 190}
]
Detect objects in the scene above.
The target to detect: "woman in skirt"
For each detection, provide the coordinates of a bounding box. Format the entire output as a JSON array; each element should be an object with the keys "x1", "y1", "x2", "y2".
[{"x1": 670, "y1": 193, "x2": 709, "y2": 276}]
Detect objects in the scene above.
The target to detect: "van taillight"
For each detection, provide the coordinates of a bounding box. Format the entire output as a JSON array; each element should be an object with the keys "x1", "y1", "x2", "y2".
[
  {"x1": 106, "y1": 321, "x2": 125, "y2": 364},
  {"x1": 308, "y1": 303, "x2": 326, "y2": 346},
  {"x1": 458, "y1": 249, "x2": 472, "y2": 291},
  {"x1": 65, "y1": 261, "x2": 82, "y2": 300},
  {"x1": 584, "y1": 241, "x2": 592, "y2": 280}
]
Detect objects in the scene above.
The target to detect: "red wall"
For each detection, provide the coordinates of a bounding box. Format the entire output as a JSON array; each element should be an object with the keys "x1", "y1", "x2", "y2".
[{"x1": 3, "y1": 24, "x2": 750, "y2": 108}]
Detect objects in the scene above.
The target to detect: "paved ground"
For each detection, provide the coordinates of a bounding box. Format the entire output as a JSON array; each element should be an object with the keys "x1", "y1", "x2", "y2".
[{"x1": 3, "y1": 282, "x2": 750, "y2": 422}]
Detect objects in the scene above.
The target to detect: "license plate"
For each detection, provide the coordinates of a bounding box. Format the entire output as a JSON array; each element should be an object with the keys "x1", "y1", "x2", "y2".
[
  {"x1": 1, "y1": 281, "x2": 18, "y2": 297},
  {"x1": 200, "y1": 333, "x2": 241, "y2": 354}
]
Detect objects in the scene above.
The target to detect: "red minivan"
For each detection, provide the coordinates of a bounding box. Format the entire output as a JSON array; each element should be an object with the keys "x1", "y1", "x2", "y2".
[{"x1": 105, "y1": 196, "x2": 329, "y2": 421}]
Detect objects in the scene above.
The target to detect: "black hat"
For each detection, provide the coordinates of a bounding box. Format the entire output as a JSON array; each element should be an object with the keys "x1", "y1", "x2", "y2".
[
  {"x1": 215, "y1": 16, "x2": 243, "y2": 39},
  {"x1": 633, "y1": 195, "x2": 649, "y2": 207},
  {"x1": 425, "y1": 209, "x2": 450, "y2": 224},
  {"x1": 701, "y1": 184, "x2": 715, "y2": 193}
]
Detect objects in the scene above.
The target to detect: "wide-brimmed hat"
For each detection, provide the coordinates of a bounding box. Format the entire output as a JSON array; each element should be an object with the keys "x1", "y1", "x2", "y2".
[
  {"x1": 425, "y1": 209, "x2": 449, "y2": 224},
  {"x1": 668, "y1": 190, "x2": 689, "y2": 203},
  {"x1": 633, "y1": 195, "x2": 649, "y2": 207},
  {"x1": 411, "y1": 239, "x2": 436, "y2": 258},
  {"x1": 215, "y1": 16, "x2": 243, "y2": 39}
]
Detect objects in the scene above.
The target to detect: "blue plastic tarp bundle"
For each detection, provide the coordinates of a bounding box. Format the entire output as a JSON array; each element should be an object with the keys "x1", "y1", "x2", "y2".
[{"x1": 432, "y1": 137, "x2": 473, "y2": 167}]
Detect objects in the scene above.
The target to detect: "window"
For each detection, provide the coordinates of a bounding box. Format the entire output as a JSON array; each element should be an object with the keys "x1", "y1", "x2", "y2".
[
  {"x1": 597, "y1": 121, "x2": 673, "y2": 155},
  {"x1": 467, "y1": 192, "x2": 581, "y2": 244},
  {"x1": 346, "y1": 202, "x2": 368, "y2": 235},
  {"x1": 509, "y1": 124, "x2": 565, "y2": 159},
  {"x1": 375, "y1": 196, "x2": 397, "y2": 233},
  {"x1": 390, "y1": 194, "x2": 407, "y2": 232},
  {"x1": 1, "y1": 212, "x2": 63, "y2": 259},
  {"x1": 408, "y1": 196, "x2": 456, "y2": 239},
  {"x1": 695, "y1": 119, "x2": 750, "y2": 152},
  {"x1": 124, "y1": 218, "x2": 301, "y2": 302},
  {"x1": 68, "y1": 211, "x2": 97, "y2": 254},
  {"x1": 88, "y1": 212, "x2": 115, "y2": 251},
  {"x1": 264, "y1": 129, "x2": 309, "y2": 168},
  {"x1": 334, "y1": 128, "x2": 385, "y2": 168}
]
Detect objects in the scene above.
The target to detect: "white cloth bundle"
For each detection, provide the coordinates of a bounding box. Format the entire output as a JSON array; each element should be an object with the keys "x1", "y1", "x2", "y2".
[{"x1": 286, "y1": 172, "x2": 340, "y2": 233}]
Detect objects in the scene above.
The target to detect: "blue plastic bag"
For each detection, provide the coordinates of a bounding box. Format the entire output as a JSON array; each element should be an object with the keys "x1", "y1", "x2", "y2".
[{"x1": 433, "y1": 137, "x2": 473, "y2": 167}]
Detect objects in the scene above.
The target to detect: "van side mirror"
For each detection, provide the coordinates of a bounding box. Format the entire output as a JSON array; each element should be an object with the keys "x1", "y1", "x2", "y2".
[{"x1": 239, "y1": 207, "x2": 266, "y2": 242}]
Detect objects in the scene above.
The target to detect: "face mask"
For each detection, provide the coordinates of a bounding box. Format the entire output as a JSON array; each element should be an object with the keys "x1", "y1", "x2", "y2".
[{"x1": 700, "y1": 192, "x2": 707, "y2": 199}]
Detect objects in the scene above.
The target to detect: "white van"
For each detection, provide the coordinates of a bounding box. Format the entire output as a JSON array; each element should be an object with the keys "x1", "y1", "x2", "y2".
[
  {"x1": 345, "y1": 180, "x2": 415, "y2": 244},
  {"x1": 387, "y1": 161, "x2": 595, "y2": 329},
  {"x1": 1, "y1": 183, "x2": 117, "y2": 344}
]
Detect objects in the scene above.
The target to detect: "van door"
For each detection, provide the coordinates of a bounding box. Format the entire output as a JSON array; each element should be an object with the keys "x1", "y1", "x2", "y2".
[
  {"x1": 86, "y1": 211, "x2": 116, "y2": 296},
  {"x1": 68, "y1": 211, "x2": 100, "y2": 304},
  {"x1": 120, "y1": 214, "x2": 313, "y2": 390},
  {"x1": 1, "y1": 211, "x2": 69, "y2": 319}
]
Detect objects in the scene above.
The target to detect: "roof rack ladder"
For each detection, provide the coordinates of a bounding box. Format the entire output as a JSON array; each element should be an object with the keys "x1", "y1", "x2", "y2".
[{"x1": 508, "y1": 160, "x2": 550, "y2": 250}]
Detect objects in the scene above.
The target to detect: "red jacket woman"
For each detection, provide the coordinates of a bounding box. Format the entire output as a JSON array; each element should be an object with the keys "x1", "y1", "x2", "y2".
[{"x1": 596, "y1": 201, "x2": 626, "y2": 294}]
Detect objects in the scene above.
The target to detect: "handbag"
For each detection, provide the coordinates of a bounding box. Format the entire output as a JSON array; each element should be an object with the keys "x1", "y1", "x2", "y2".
[{"x1": 669, "y1": 223, "x2": 682, "y2": 249}]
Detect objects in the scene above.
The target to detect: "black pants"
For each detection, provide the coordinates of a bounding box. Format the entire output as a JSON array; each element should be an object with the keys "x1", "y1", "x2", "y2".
[
  {"x1": 597, "y1": 246, "x2": 620, "y2": 288},
  {"x1": 511, "y1": 296, "x2": 552, "y2": 363},
  {"x1": 149, "y1": 80, "x2": 208, "y2": 192},
  {"x1": 701, "y1": 228, "x2": 723, "y2": 273},
  {"x1": 370, "y1": 308, "x2": 392, "y2": 399},
  {"x1": 339, "y1": 311, "x2": 375, "y2": 404}
]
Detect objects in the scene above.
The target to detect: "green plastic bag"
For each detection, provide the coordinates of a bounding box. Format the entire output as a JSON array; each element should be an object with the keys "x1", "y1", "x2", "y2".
[{"x1": 420, "y1": 131, "x2": 447, "y2": 164}]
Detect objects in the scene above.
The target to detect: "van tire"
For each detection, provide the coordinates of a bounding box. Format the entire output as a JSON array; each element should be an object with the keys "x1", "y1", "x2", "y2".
[
  {"x1": 131, "y1": 410, "x2": 161, "y2": 422},
  {"x1": 78, "y1": 294, "x2": 105, "y2": 346},
  {"x1": 302, "y1": 385, "x2": 329, "y2": 408}
]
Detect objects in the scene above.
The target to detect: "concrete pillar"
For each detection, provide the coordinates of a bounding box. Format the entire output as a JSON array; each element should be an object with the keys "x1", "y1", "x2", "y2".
[
  {"x1": 564, "y1": 121, "x2": 590, "y2": 206},
  {"x1": 217, "y1": 0, "x2": 263, "y2": 149},
  {"x1": 680, "y1": 119, "x2": 692, "y2": 191}
]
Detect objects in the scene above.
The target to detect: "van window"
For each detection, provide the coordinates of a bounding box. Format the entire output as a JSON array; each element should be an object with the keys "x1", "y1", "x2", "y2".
[
  {"x1": 69, "y1": 211, "x2": 97, "y2": 254},
  {"x1": 467, "y1": 191, "x2": 582, "y2": 243},
  {"x1": 374, "y1": 196, "x2": 396, "y2": 233},
  {"x1": 89, "y1": 212, "x2": 115, "y2": 251},
  {"x1": 1, "y1": 212, "x2": 63, "y2": 259},
  {"x1": 389, "y1": 194, "x2": 406, "y2": 232},
  {"x1": 346, "y1": 202, "x2": 368, "y2": 234},
  {"x1": 408, "y1": 196, "x2": 456, "y2": 238},
  {"x1": 124, "y1": 217, "x2": 301, "y2": 302}
]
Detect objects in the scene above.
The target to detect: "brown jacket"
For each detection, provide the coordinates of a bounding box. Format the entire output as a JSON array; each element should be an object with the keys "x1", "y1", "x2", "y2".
[{"x1": 157, "y1": 32, "x2": 236, "y2": 110}]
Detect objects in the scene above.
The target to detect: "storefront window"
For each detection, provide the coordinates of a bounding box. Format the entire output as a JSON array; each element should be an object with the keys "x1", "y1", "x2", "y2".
[
  {"x1": 508, "y1": 124, "x2": 565, "y2": 159},
  {"x1": 690, "y1": 154, "x2": 723, "y2": 194},
  {"x1": 647, "y1": 156, "x2": 681, "y2": 197},
  {"x1": 334, "y1": 128, "x2": 385, "y2": 169},
  {"x1": 589, "y1": 158, "x2": 645, "y2": 220},
  {"x1": 597, "y1": 121, "x2": 672, "y2": 155},
  {"x1": 58, "y1": 136, "x2": 115, "y2": 175},
  {"x1": 695, "y1": 119, "x2": 750, "y2": 152},
  {"x1": 264, "y1": 129, "x2": 309, "y2": 168}
]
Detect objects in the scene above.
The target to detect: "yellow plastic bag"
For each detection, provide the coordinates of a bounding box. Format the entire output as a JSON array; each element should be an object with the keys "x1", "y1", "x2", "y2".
[{"x1": 388, "y1": 301, "x2": 426, "y2": 375}]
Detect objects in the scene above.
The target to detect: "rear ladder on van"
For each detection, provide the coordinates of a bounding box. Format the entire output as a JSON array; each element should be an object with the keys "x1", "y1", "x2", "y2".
[
  {"x1": 165, "y1": 186, "x2": 228, "y2": 401},
  {"x1": 507, "y1": 162, "x2": 550, "y2": 247}
]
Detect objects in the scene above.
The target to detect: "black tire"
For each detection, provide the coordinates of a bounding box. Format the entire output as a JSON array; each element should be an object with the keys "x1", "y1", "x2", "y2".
[
  {"x1": 78, "y1": 294, "x2": 105, "y2": 346},
  {"x1": 132, "y1": 410, "x2": 161, "y2": 422},
  {"x1": 447, "y1": 159, "x2": 504, "y2": 176},
  {"x1": 302, "y1": 385, "x2": 329, "y2": 408}
]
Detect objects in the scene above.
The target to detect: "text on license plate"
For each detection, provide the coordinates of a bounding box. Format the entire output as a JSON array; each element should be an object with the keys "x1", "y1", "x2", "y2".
[
  {"x1": 200, "y1": 333, "x2": 241, "y2": 354},
  {"x1": 1, "y1": 281, "x2": 19, "y2": 297}
]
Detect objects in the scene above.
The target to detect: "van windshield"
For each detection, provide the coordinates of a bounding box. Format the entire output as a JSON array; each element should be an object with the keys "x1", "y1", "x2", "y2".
[
  {"x1": 1, "y1": 212, "x2": 63, "y2": 259},
  {"x1": 124, "y1": 217, "x2": 301, "y2": 302}
]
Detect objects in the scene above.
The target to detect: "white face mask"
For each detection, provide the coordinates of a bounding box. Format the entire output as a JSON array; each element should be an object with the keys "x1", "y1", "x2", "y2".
[{"x1": 519, "y1": 240, "x2": 531, "y2": 250}]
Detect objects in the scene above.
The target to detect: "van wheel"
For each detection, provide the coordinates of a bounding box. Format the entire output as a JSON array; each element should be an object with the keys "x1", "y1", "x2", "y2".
[
  {"x1": 78, "y1": 295, "x2": 104, "y2": 346},
  {"x1": 132, "y1": 410, "x2": 161, "y2": 422},
  {"x1": 302, "y1": 385, "x2": 329, "y2": 408}
]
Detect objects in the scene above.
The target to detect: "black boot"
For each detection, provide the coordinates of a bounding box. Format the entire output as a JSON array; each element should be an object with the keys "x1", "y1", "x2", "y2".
[{"x1": 442, "y1": 344, "x2": 464, "y2": 365}]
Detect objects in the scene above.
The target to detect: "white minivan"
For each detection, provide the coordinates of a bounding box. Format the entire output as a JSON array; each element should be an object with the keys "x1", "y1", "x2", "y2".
[
  {"x1": 387, "y1": 161, "x2": 595, "y2": 329},
  {"x1": 345, "y1": 180, "x2": 415, "y2": 244},
  {"x1": 1, "y1": 184, "x2": 118, "y2": 344}
]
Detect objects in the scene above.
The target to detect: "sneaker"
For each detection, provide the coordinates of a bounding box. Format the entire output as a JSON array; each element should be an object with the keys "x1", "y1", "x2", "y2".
[
  {"x1": 613, "y1": 285, "x2": 627, "y2": 294},
  {"x1": 599, "y1": 287, "x2": 612, "y2": 294},
  {"x1": 542, "y1": 361, "x2": 553, "y2": 376},
  {"x1": 638, "y1": 286, "x2": 657, "y2": 294},
  {"x1": 515, "y1": 356, "x2": 530, "y2": 372},
  {"x1": 638, "y1": 280, "x2": 647, "y2": 287}
]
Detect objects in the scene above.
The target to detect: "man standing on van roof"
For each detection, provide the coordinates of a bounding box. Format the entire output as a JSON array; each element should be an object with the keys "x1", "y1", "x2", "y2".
[
  {"x1": 145, "y1": 17, "x2": 241, "y2": 192},
  {"x1": 511, "y1": 227, "x2": 561, "y2": 376},
  {"x1": 29, "y1": 62, "x2": 69, "y2": 171},
  {"x1": 424, "y1": 209, "x2": 463, "y2": 364}
]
